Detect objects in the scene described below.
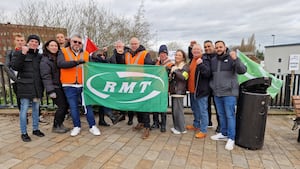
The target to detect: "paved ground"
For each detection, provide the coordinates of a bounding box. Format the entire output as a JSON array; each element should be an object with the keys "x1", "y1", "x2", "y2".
[{"x1": 0, "y1": 109, "x2": 299, "y2": 169}]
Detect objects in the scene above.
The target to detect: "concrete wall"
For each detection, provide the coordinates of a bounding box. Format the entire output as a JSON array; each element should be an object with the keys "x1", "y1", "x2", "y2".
[{"x1": 265, "y1": 43, "x2": 300, "y2": 74}]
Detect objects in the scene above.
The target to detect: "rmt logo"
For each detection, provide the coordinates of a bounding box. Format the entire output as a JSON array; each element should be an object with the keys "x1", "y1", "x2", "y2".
[{"x1": 86, "y1": 71, "x2": 166, "y2": 104}]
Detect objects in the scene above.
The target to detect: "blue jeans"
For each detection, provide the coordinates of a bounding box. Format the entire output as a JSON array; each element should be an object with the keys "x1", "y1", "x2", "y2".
[
  {"x1": 190, "y1": 93, "x2": 200, "y2": 129},
  {"x1": 191, "y1": 93, "x2": 209, "y2": 132},
  {"x1": 214, "y1": 96, "x2": 237, "y2": 140},
  {"x1": 20, "y1": 98, "x2": 39, "y2": 134},
  {"x1": 63, "y1": 87, "x2": 96, "y2": 128}
]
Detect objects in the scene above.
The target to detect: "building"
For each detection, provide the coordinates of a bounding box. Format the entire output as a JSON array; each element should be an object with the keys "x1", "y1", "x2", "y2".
[
  {"x1": 0, "y1": 22, "x2": 67, "y2": 63},
  {"x1": 264, "y1": 43, "x2": 300, "y2": 74}
]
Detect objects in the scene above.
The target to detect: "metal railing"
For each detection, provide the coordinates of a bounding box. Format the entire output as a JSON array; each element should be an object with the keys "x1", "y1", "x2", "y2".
[{"x1": 0, "y1": 62, "x2": 298, "y2": 109}]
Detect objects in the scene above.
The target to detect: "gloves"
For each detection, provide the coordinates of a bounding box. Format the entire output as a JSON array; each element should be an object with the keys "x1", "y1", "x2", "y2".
[
  {"x1": 77, "y1": 59, "x2": 85, "y2": 65},
  {"x1": 49, "y1": 92, "x2": 57, "y2": 99}
]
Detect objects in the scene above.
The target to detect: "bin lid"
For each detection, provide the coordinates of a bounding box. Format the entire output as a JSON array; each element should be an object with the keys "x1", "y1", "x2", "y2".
[{"x1": 240, "y1": 77, "x2": 272, "y2": 93}]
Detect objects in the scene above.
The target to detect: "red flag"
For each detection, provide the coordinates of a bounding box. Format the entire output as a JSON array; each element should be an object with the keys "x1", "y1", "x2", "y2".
[{"x1": 85, "y1": 38, "x2": 98, "y2": 53}]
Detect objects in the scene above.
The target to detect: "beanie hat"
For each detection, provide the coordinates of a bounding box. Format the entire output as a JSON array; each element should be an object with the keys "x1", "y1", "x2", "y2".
[
  {"x1": 27, "y1": 34, "x2": 40, "y2": 44},
  {"x1": 158, "y1": 45, "x2": 168, "y2": 55}
]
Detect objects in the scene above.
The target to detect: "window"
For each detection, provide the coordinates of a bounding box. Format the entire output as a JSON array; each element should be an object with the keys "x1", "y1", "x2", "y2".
[
  {"x1": 278, "y1": 69, "x2": 281, "y2": 73},
  {"x1": 278, "y1": 58, "x2": 282, "y2": 63}
]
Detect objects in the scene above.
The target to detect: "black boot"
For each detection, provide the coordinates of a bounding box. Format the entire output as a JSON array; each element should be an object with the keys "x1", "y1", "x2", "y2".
[
  {"x1": 52, "y1": 120, "x2": 70, "y2": 133},
  {"x1": 298, "y1": 129, "x2": 300, "y2": 143},
  {"x1": 160, "y1": 113, "x2": 166, "y2": 132},
  {"x1": 151, "y1": 113, "x2": 160, "y2": 129},
  {"x1": 128, "y1": 112, "x2": 134, "y2": 125},
  {"x1": 99, "y1": 112, "x2": 110, "y2": 126},
  {"x1": 108, "y1": 113, "x2": 119, "y2": 125}
]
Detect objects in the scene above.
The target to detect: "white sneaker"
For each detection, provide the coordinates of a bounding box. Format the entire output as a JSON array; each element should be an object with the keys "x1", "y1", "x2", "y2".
[
  {"x1": 170, "y1": 128, "x2": 181, "y2": 135},
  {"x1": 210, "y1": 133, "x2": 228, "y2": 141},
  {"x1": 225, "y1": 139, "x2": 235, "y2": 151},
  {"x1": 181, "y1": 130, "x2": 187, "y2": 134},
  {"x1": 89, "y1": 125, "x2": 101, "y2": 136},
  {"x1": 70, "y1": 127, "x2": 81, "y2": 136}
]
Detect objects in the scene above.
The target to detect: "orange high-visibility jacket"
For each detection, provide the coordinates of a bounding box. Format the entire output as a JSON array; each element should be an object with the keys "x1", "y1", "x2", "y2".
[
  {"x1": 60, "y1": 47, "x2": 89, "y2": 84},
  {"x1": 125, "y1": 50, "x2": 148, "y2": 65}
]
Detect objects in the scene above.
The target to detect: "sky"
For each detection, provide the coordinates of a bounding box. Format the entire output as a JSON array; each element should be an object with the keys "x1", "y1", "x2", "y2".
[{"x1": 1, "y1": 0, "x2": 300, "y2": 51}]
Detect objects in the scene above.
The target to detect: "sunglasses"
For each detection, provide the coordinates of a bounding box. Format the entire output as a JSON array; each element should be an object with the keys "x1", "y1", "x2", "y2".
[{"x1": 72, "y1": 40, "x2": 82, "y2": 45}]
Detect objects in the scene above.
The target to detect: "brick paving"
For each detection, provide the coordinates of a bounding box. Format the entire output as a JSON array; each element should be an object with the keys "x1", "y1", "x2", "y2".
[{"x1": 0, "y1": 109, "x2": 299, "y2": 169}]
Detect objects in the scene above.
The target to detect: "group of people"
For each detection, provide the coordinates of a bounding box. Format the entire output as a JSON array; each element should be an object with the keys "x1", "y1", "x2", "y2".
[{"x1": 5, "y1": 33, "x2": 247, "y2": 151}]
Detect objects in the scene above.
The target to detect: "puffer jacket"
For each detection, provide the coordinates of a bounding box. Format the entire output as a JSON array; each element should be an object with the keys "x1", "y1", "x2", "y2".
[
  {"x1": 210, "y1": 48, "x2": 247, "y2": 97},
  {"x1": 40, "y1": 53, "x2": 61, "y2": 95},
  {"x1": 11, "y1": 49, "x2": 43, "y2": 99}
]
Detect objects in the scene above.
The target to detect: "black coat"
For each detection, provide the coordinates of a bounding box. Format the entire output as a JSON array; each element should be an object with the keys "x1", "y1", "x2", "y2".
[
  {"x1": 40, "y1": 53, "x2": 61, "y2": 95},
  {"x1": 11, "y1": 50, "x2": 43, "y2": 99},
  {"x1": 195, "y1": 54, "x2": 211, "y2": 98},
  {"x1": 108, "y1": 46, "x2": 130, "y2": 64}
]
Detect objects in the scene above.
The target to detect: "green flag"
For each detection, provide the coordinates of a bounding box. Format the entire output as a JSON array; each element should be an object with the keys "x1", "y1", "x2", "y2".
[
  {"x1": 237, "y1": 50, "x2": 283, "y2": 98},
  {"x1": 83, "y1": 63, "x2": 169, "y2": 112}
]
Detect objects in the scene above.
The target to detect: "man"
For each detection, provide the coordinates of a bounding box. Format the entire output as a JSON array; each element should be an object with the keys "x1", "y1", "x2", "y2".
[
  {"x1": 152, "y1": 44, "x2": 174, "y2": 132},
  {"x1": 11, "y1": 34, "x2": 45, "y2": 142},
  {"x1": 186, "y1": 44, "x2": 211, "y2": 139},
  {"x1": 57, "y1": 34, "x2": 100, "y2": 137},
  {"x1": 4, "y1": 34, "x2": 26, "y2": 109},
  {"x1": 56, "y1": 33, "x2": 66, "y2": 48},
  {"x1": 203, "y1": 40, "x2": 220, "y2": 132},
  {"x1": 109, "y1": 40, "x2": 133, "y2": 125},
  {"x1": 125, "y1": 37, "x2": 154, "y2": 139},
  {"x1": 188, "y1": 40, "x2": 197, "y2": 62},
  {"x1": 210, "y1": 41, "x2": 247, "y2": 151}
]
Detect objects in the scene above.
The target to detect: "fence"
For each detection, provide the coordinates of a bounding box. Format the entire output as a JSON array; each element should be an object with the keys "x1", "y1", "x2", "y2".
[{"x1": 1, "y1": 62, "x2": 299, "y2": 109}]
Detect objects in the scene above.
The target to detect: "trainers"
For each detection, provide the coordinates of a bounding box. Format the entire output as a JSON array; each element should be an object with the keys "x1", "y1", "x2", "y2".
[
  {"x1": 181, "y1": 130, "x2": 187, "y2": 134},
  {"x1": 89, "y1": 125, "x2": 101, "y2": 136},
  {"x1": 225, "y1": 139, "x2": 235, "y2": 150},
  {"x1": 32, "y1": 130, "x2": 45, "y2": 137},
  {"x1": 210, "y1": 133, "x2": 228, "y2": 141},
  {"x1": 170, "y1": 127, "x2": 181, "y2": 135},
  {"x1": 70, "y1": 127, "x2": 81, "y2": 136},
  {"x1": 195, "y1": 132, "x2": 207, "y2": 139},
  {"x1": 21, "y1": 133, "x2": 31, "y2": 142},
  {"x1": 186, "y1": 125, "x2": 199, "y2": 131}
]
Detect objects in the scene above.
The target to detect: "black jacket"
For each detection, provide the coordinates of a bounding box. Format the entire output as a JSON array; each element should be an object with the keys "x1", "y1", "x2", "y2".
[
  {"x1": 195, "y1": 54, "x2": 211, "y2": 98},
  {"x1": 108, "y1": 46, "x2": 130, "y2": 64},
  {"x1": 40, "y1": 53, "x2": 61, "y2": 95},
  {"x1": 11, "y1": 50, "x2": 43, "y2": 99},
  {"x1": 4, "y1": 50, "x2": 18, "y2": 82}
]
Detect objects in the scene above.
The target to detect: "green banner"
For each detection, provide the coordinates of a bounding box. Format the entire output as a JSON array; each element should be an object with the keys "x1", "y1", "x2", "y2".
[
  {"x1": 237, "y1": 50, "x2": 283, "y2": 98},
  {"x1": 83, "y1": 63, "x2": 169, "y2": 112}
]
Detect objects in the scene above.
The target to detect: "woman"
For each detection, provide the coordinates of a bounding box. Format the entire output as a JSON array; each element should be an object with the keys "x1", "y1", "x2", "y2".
[
  {"x1": 169, "y1": 49, "x2": 189, "y2": 134},
  {"x1": 40, "y1": 40, "x2": 69, "y2": 133}
]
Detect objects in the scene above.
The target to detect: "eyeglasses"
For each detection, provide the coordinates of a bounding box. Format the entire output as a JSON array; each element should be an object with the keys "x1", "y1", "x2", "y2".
[{"x1": 72, "y1": 40, "x2": 82, "y2": 45}]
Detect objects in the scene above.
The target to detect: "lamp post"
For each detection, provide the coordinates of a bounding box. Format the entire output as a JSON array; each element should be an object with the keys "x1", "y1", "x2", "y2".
[{"x1": 271, "y1": 34, "x2": 275, "y2": 45}]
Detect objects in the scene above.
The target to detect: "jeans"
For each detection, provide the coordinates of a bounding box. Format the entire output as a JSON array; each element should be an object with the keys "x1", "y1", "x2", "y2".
[
  {"x1": 20, "y1": 98, "x2": 39, "y2": 134},
  {"x1": 191, "y1": 93, "x2": 209, "y2": 132},
  {"x1": 63, "y1": 86, "x2": 96, "y2": 128},
  {"x1": 214, "y1": 96, "x2": 237, "y2": 140}
]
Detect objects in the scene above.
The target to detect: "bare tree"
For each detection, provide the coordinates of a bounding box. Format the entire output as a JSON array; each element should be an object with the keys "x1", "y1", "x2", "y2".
[
  {"x1": 167, "y1": 41, "x2": 184, "y2": 51},
  {"x1": 11, "y1": 0, "x2": 153, "y2": 50}
]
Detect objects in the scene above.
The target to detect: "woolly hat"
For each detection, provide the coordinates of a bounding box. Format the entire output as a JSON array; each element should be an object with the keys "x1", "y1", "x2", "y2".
[
  {"x1": 158, "y1": 45, "x2": 168, "y2": 55},
  {"x1": 27, "y1": 34, "x2": 40, "y2": 44}
]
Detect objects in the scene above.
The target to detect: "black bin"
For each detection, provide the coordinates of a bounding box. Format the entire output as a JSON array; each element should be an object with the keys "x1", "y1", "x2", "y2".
[{"x1": 236, "y1": 77, "x2": 272, "y2": 150}]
